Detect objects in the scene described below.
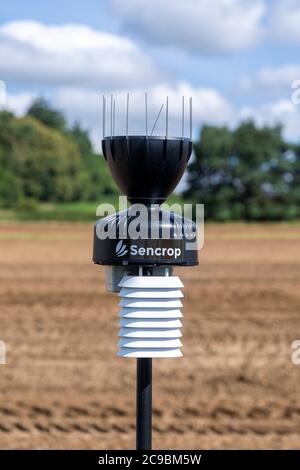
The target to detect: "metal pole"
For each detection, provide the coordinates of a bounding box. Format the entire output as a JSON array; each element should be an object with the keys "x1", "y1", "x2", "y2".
[{"x1": 136, "y1": 358, "x2": 152, "y2": 450}]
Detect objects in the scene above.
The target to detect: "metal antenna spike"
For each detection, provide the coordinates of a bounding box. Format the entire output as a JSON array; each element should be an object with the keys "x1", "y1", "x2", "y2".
[
  {"x1": 110, "y1": 94, "x2": 113, "y2": 138},
  {"x1": 182, "y1": 96, "x2": 185, "y2": 139},
  {"x1": 126, "y1": 93, "x2": 129, "y2": 137},
  {"x1": 102, "y1": 95, "x2": 106, "y2": 139},
  {"x1": 166, "y1": 96, "x2": 169, "y2": 138},
  {"x1": 113, "y1": 99, "x2": 116, "y2": 137},
  {"x1": 150, "y1": 103, "x2": 164, "y2": 136},
  {"x1": 145, "y1": 92, "x2": 148, "y2": 137},
  {"x1": 189, "y1": 96, "x2": 192, "y2": 140}
]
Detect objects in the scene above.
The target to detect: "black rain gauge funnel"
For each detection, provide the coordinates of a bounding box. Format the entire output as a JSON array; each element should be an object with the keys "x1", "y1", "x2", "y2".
[{"x1": 93, "y1": 93, "x2": 198, "y2": 450}]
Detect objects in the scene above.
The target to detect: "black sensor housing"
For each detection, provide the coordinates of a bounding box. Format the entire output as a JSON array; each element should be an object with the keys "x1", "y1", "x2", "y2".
[
  {"x1": 102, "y1": 136, "x2": 192, "y2": 205},
  {"x1": 93, "y1": 136, "x2": 198, "y2": 267}
]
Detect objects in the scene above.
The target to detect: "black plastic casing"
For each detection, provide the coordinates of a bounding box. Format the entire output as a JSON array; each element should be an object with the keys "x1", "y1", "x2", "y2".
[
  {"x1": 93, "y1": 207, "x2": 198, "y2": 267},
  {"x1": 93, "y1": 135, "x2": 198, "y2": 267},
  {"x1": 102, "y1": 136, "x2": 192, "y2": 205}
]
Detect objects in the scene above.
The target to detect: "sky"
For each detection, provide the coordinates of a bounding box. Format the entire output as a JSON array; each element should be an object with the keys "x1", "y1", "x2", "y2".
[{"x1": 0, "y1": 0, "x2": 300, "y2": 149}]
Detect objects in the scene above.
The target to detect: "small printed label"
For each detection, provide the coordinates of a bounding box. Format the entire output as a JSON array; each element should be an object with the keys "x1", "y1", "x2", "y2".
[{"x1": 114, "y1": 239, "x2": 183, "y2": 262}]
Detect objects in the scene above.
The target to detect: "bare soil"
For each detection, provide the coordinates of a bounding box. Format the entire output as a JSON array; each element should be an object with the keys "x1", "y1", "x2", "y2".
[{"x1": 0, "y1": 222, "x2": 300, "y2": 449}]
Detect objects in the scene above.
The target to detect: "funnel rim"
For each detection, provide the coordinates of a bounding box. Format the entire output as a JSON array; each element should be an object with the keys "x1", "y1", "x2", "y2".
[{"x1": 102, "y1": 135, "x2": 192, "y2": 143}]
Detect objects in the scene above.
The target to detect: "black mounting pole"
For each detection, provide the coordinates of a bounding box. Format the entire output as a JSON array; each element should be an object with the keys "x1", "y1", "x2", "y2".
[{"x1": 136, "y1": 358, "x2": 152, "y2": 450}]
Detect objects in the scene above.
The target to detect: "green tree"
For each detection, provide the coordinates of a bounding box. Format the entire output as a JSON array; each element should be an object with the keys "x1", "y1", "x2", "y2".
[
  {"x1": 184, "y1": 121, "x2": 294, "y2": 221},
  {"x1": 0, "y1": 169, "x2": 22, "y2": 207},
  {"x1": 290, "y1": 144, "x2": 300, "y2": 218},
  {"x1": 0, "y1": 112, "x2": 83, "y2": 203},
  {"x1": 70, "y1": 122, "x2": 117, "y2": 201},
  {"x1": 27, "y1": 97, "x2": 67, "y2": 133},
  {"x1": 0, "y1": 108, "x2": 117, "y2": 208}
]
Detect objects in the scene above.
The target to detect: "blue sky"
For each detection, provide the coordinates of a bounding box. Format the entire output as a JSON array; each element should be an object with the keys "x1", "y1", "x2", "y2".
[{"x1": 0, "y1": 0, "x2": 300, "y2": 145}]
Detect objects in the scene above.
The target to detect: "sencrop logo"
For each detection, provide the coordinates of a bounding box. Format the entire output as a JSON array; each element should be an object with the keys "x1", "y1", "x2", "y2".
[
  {"x1": 131, "y1": 245, "x2": 182, "y2": 259},
  {"x1": 115, "y1": 241, "x2": 182, "y2": 259},
  {"x1": 116, "y1": 240, "x2": 128, "y2": 257}
]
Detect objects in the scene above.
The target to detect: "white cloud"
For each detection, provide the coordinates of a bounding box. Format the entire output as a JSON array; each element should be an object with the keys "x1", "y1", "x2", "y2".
[
  {"x1": 111, "y1": 0, "x2": 266, "y2": 54},
  {"x1": 269, "y1": 0, "x2": 300, "y2": 44},
  {"x1": 0, "y1": 92, "x2": 36, "y2": 116},
  {"x1": 0, "y1": 21, "x2": 162, "y2": 89},
  {"x1": 1, "y1": 21, "x2": 137, "y2": 54},
  {"x1": 237, "y1": 99, "x2": 300, "y2": 141},
  {"x1": 52, "y1": 83, "x2": 233, "y2": 146},
  {"x1": 2, "y1": 87, "x2": 300, "y2": 147},
  {"x1": 238, "y1": 64, "x2": 300, "y2": 98}
]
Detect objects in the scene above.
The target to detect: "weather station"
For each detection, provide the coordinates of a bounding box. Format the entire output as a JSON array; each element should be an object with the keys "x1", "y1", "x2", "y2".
[{"x1": 93, "y1": 94, "x2": 198, "y2": 450}]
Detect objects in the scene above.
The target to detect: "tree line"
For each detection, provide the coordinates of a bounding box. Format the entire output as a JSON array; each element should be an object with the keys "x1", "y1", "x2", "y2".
[
  {"x1": 0, "y1": 98, "x2": 116, "y2": 208},
  {"x1": 0, "y1": 98, "x2": 299, "y2": 220},
  {"x1": 185, "y1": 122, "x2": 300, "y2": 221}
]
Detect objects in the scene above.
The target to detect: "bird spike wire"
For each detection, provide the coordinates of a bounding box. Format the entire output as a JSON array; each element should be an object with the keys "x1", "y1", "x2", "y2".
[
  {"x1": 113, "y1": 99, "x2": 116, "y2": 137},
  {"x1": 145, "y1": 92, "x2": 148, "y2": 137},
  {"x1": 150, "y1": 103, "x2": 164, "y2": 136},
  {"x1": 181, "y1": 96, "x2": 185, "y2": 139},
  {"x1": 166, "y1": 96, "x2": 169, "y2": 138},
  {"x1": 189, "y1": 96, "x2": 192, "y2": 140},
  {"x1": 126, "y1": 93, "x2": 129, "y2": 138},
  {"x1": 102, "y1": 95, "x2": 106, "y2": 139},
  {"x1": 101, "y1": 93, "x2": 193, "y2": 140},
  {"x1": 110, "y1": 94, "x2": 113, "y2": 138}
]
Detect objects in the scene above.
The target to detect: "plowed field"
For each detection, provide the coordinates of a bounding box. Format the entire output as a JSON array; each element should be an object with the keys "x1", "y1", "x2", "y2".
[{"x1": 0, "y1": 222, "x2": 299, "y2": 449}]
